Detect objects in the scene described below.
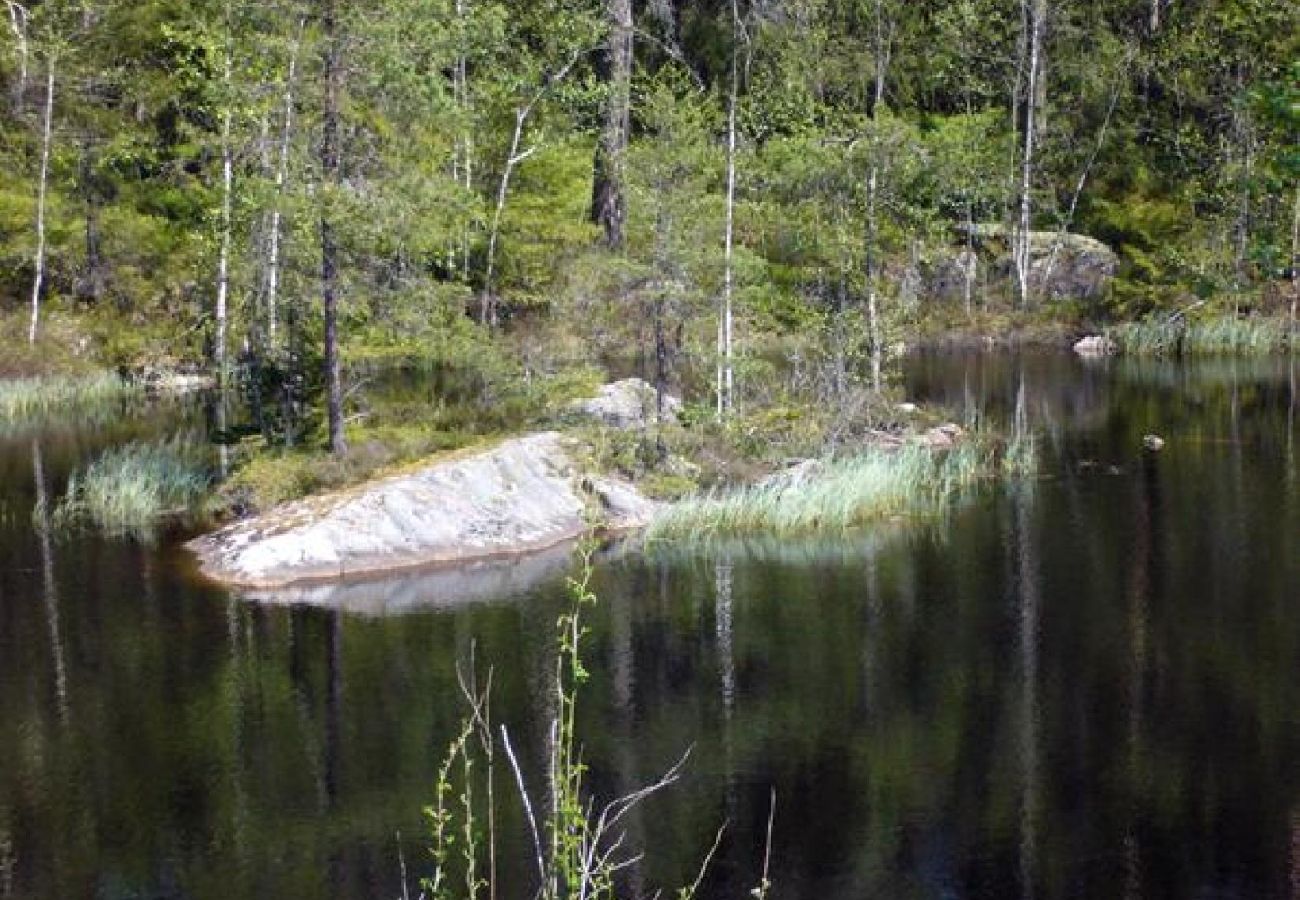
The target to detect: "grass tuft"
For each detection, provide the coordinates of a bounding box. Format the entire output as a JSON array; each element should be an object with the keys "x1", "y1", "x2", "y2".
[
  {"x1": 54, "y1": 436, "x2": 212, "y2": 539},
  {"x1": 648, "y1": 439, "x2": 1017, "y2": 541}
]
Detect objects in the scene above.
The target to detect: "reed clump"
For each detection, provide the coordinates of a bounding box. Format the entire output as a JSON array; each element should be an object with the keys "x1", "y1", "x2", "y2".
[
  {"x1": 54, "y1": 436, "x2": 212, "y2": 538},
  {"x1": 1108, "y1": 314, "x2": 1292, "y2": 357},
  {"x1": 647, "y1": 439, "x2": 1016, "y2": 541},
  {"x1": 0, "y1": 372, "x2": 140, "y2": 423}
]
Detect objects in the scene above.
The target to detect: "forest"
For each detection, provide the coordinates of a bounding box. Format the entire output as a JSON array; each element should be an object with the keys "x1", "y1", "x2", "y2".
[{"x1": 0, "y1": 0, "x2": 1296, "y2": 464}]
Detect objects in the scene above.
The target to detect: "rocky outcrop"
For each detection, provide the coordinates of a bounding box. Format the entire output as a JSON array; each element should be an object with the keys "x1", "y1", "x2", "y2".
[
  {"x1": 188, "y1": 432, "x2": 657, "y2": 589},
  {"x1": 927, "y1": 225, "x2": 1119, "y2": 302},
  {"x1": 570, "y1": 377, "x2": 681, "y2": 428}
]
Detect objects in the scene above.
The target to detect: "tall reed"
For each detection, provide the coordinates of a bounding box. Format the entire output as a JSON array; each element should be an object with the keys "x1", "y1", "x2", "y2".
[
  {"x1": 54, "y1": 435, "x2": 212, "y2": 538},
  {"x1": 648, "y1": 441, "x2": 1006, "y2": 541},
  {"x1": 1108, "y1": 315, "x2": 1292, "y2": 357},
  {"x1": 0, "y1": 372, "x2": 139, "y2": 422}
]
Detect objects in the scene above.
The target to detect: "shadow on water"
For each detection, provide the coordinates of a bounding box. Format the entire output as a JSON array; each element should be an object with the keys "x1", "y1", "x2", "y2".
[{"x1": 0, "y1": 352, "x2": 1298, "y2": 899}]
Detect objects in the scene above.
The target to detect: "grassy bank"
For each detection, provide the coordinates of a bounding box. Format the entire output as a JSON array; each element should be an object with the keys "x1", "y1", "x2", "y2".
[
  {"x1": 1107, "y1": 313, "x2": 1294, "y2": 356},
  {"x1": 0, "y1": 372, "x2": 140, "y2": 422},
  {"x1": 54, "y1": 437, "x2": 212, "y2": 539},
  {"x1": 648, "y1": 436, "x2": 1032, "y2": 541}
]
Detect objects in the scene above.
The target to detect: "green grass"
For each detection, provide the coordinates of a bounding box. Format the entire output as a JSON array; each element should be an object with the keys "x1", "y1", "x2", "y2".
[
  {"x1": 0, "y1": 372, "x2": 140, "y2": 422},
  {"x1": 1108, "y1": 314, "x2": 1293, "y2": 357},
  {"x1": 54, "y1": 436, "x2": 212, "y2": 539},
  {"x1": 647, "y1": 440, "x2": 1013, "y2": 541}
]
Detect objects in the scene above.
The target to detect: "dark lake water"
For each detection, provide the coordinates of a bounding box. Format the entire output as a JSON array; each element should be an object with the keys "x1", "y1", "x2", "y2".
[{"x1": 1, "y1": 352, "x2": 1298, "y2": 900}]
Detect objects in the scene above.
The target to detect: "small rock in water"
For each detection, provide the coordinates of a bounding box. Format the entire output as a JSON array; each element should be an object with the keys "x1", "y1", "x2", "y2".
[
  {"x1": 1073, "y1": 335, "x2": 1117, "y2": 357},
  {"x1": 1142, "y1": 434, "x2": 1165, "y2": 452}
]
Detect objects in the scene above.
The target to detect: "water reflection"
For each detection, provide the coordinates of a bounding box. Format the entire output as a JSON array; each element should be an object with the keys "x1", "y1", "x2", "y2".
[
  {"x1": 0, "y1": 354, "x2": 1298, "y2": 899},
  {"x1": 31, "y1": 439, "x2": 68, "y2": 724}
]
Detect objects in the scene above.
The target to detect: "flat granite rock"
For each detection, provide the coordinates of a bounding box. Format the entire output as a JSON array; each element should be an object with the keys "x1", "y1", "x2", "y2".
[{"x1": 188, "y1": 431, "x2": 657, "y2": 589}]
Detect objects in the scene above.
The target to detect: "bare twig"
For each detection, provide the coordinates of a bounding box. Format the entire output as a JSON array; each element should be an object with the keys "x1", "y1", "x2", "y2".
[{"x1": 501, "y1": 724, "x2": 547, "y2": 887}]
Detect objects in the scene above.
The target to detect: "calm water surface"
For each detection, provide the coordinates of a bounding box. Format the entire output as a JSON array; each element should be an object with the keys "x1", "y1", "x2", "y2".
[{"x1": 1, "y1": 352, "x2": 1298, "y2": 899}]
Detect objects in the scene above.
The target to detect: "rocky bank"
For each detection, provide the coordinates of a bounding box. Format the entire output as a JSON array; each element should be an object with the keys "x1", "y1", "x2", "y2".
[{"x1": 188, "y1": 430, "x2": 657, "y2": 589}]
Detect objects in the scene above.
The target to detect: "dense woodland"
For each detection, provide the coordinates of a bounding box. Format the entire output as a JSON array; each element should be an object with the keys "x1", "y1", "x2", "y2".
[{"x1": 0, "y1": 0, "x2": 1296, "y2": 453}]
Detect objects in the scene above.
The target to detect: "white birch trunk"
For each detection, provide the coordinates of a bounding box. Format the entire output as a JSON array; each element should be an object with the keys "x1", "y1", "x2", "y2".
[
  {"x1": 867, "y1": 165, "x2": 882, "y2": 393},
  {"x1": 4, "y1": 0, "x2": 27, "y2": 114},
  {"x1": 481, "y1": 107, "x2": 527, "y2": 327},
  {"x1": 718, "y1": 0, "x2": 739, "y2": 418},
  {"x1": 865, "y1": 0, "x2": 887, "y2": 393},
  {"x1": 480, "y1": 54, "x2": 578, "y2": 327},
  {"x1": 1015, "y1": 0, "x2": 1045, "y2": 309},
  {"x1": 27, "y1": 57, "x2": 53, "y2": 346},
  {"x1": 215, "y1": 97, "x2": 233, "y2": 378},
  {"x1": 455, "y1": 0, "x2": 473, "y2": 282},
  {"x1": 266, "y1": 18, "x2": 304, "y2": 351}
]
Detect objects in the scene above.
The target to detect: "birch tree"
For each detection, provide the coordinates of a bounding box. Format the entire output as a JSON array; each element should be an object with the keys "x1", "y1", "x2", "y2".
[
  {"x1": 264, "y1": 14, "x2": 305, "y2": 353},
  {"x1": 480, "y1": 50, "x2": 580, "y2": 326},
  {"x1": 716, "y1": 0, "x2": 743, "y2": 418},
  {"x1": 864, "y1": 0, "x2": 895, "y2": 392},
  {"x1": 213, "y1": 1, "x2": 234, "y2": 380},
  {"x1": 27, "y1": 50, "x2": 53, "y2": 345},
  {"x1": 1013, "y1": 0, "x2": 1047, "y2": 309},
  {"x1": 3, "y1": 0, "x2": 27, "y2": 114},
  {"x1": 319, "y1": 0, "x2": 345, "y2": 455}
]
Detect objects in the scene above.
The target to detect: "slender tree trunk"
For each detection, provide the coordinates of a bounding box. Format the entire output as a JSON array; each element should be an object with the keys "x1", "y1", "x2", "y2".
[
  {"x1": 864, "y1": 0, "x2": 888, "y2": 393},
  {"x1": 267, "y1": 17, "x2": 304, "y2": 353},
  {"x1": 1290, "y1": 183, "x2": 1298, "y2": 328},
  {"x1": 866, "y1": 165, "x2": 882, "y2": 393},
  {"x1": 964, "y1": 198, "x2": 976, "y2": 316},
  {"x1": 591, "y1": 0, "x2": 632, "y2": 248},
  {"x1": 1233, "y1": 84, "x2": 1253, "y2": 294},
  {"x1": 1015, "y1": 0, "x2": 1045, "y2": 309},
  {"x1": 481, "y1": 108, "x2": 529, "y2": 327},
  {"x1": 78, "y1": 142, "x2": 107, "y2": 304},
  {"x1": 28, "y1": 57, "x2": 53, "y2": 346},
  {"x1": 480, "y1": 55, "x2": 578, "y2": 327},
  {"x1": 454, "y1": 0, "x2": 473, "y2": 282},
  {"x1": 4, "y1": 1, "x2": 26, "y2": 115},
  {"x1": 320, "y1": 0, "x2": 346, "y2": 455},
  {"x1": 717, "y1": 0, "x2": 739, "y2": 419},
  {"x1": 215, "y1": 72, "x2": 234, "y2": 382}
]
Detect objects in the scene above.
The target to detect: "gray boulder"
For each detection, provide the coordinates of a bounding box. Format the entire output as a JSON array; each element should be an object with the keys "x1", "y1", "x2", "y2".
[
  {"x1": 188, "y1": 431, "x2": 656, "y2": 589},
  {"x1": 571, "y1": 378, "x2": 681, "y2": 428},
  {"x1": 928, "y1": 226, "x2": 1119, "y2": 302}
]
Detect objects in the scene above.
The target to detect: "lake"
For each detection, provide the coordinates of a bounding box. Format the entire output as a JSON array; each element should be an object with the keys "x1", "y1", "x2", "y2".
[{"x1": 1, "y1": 351, "x2": 1297, "y2": 899}]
